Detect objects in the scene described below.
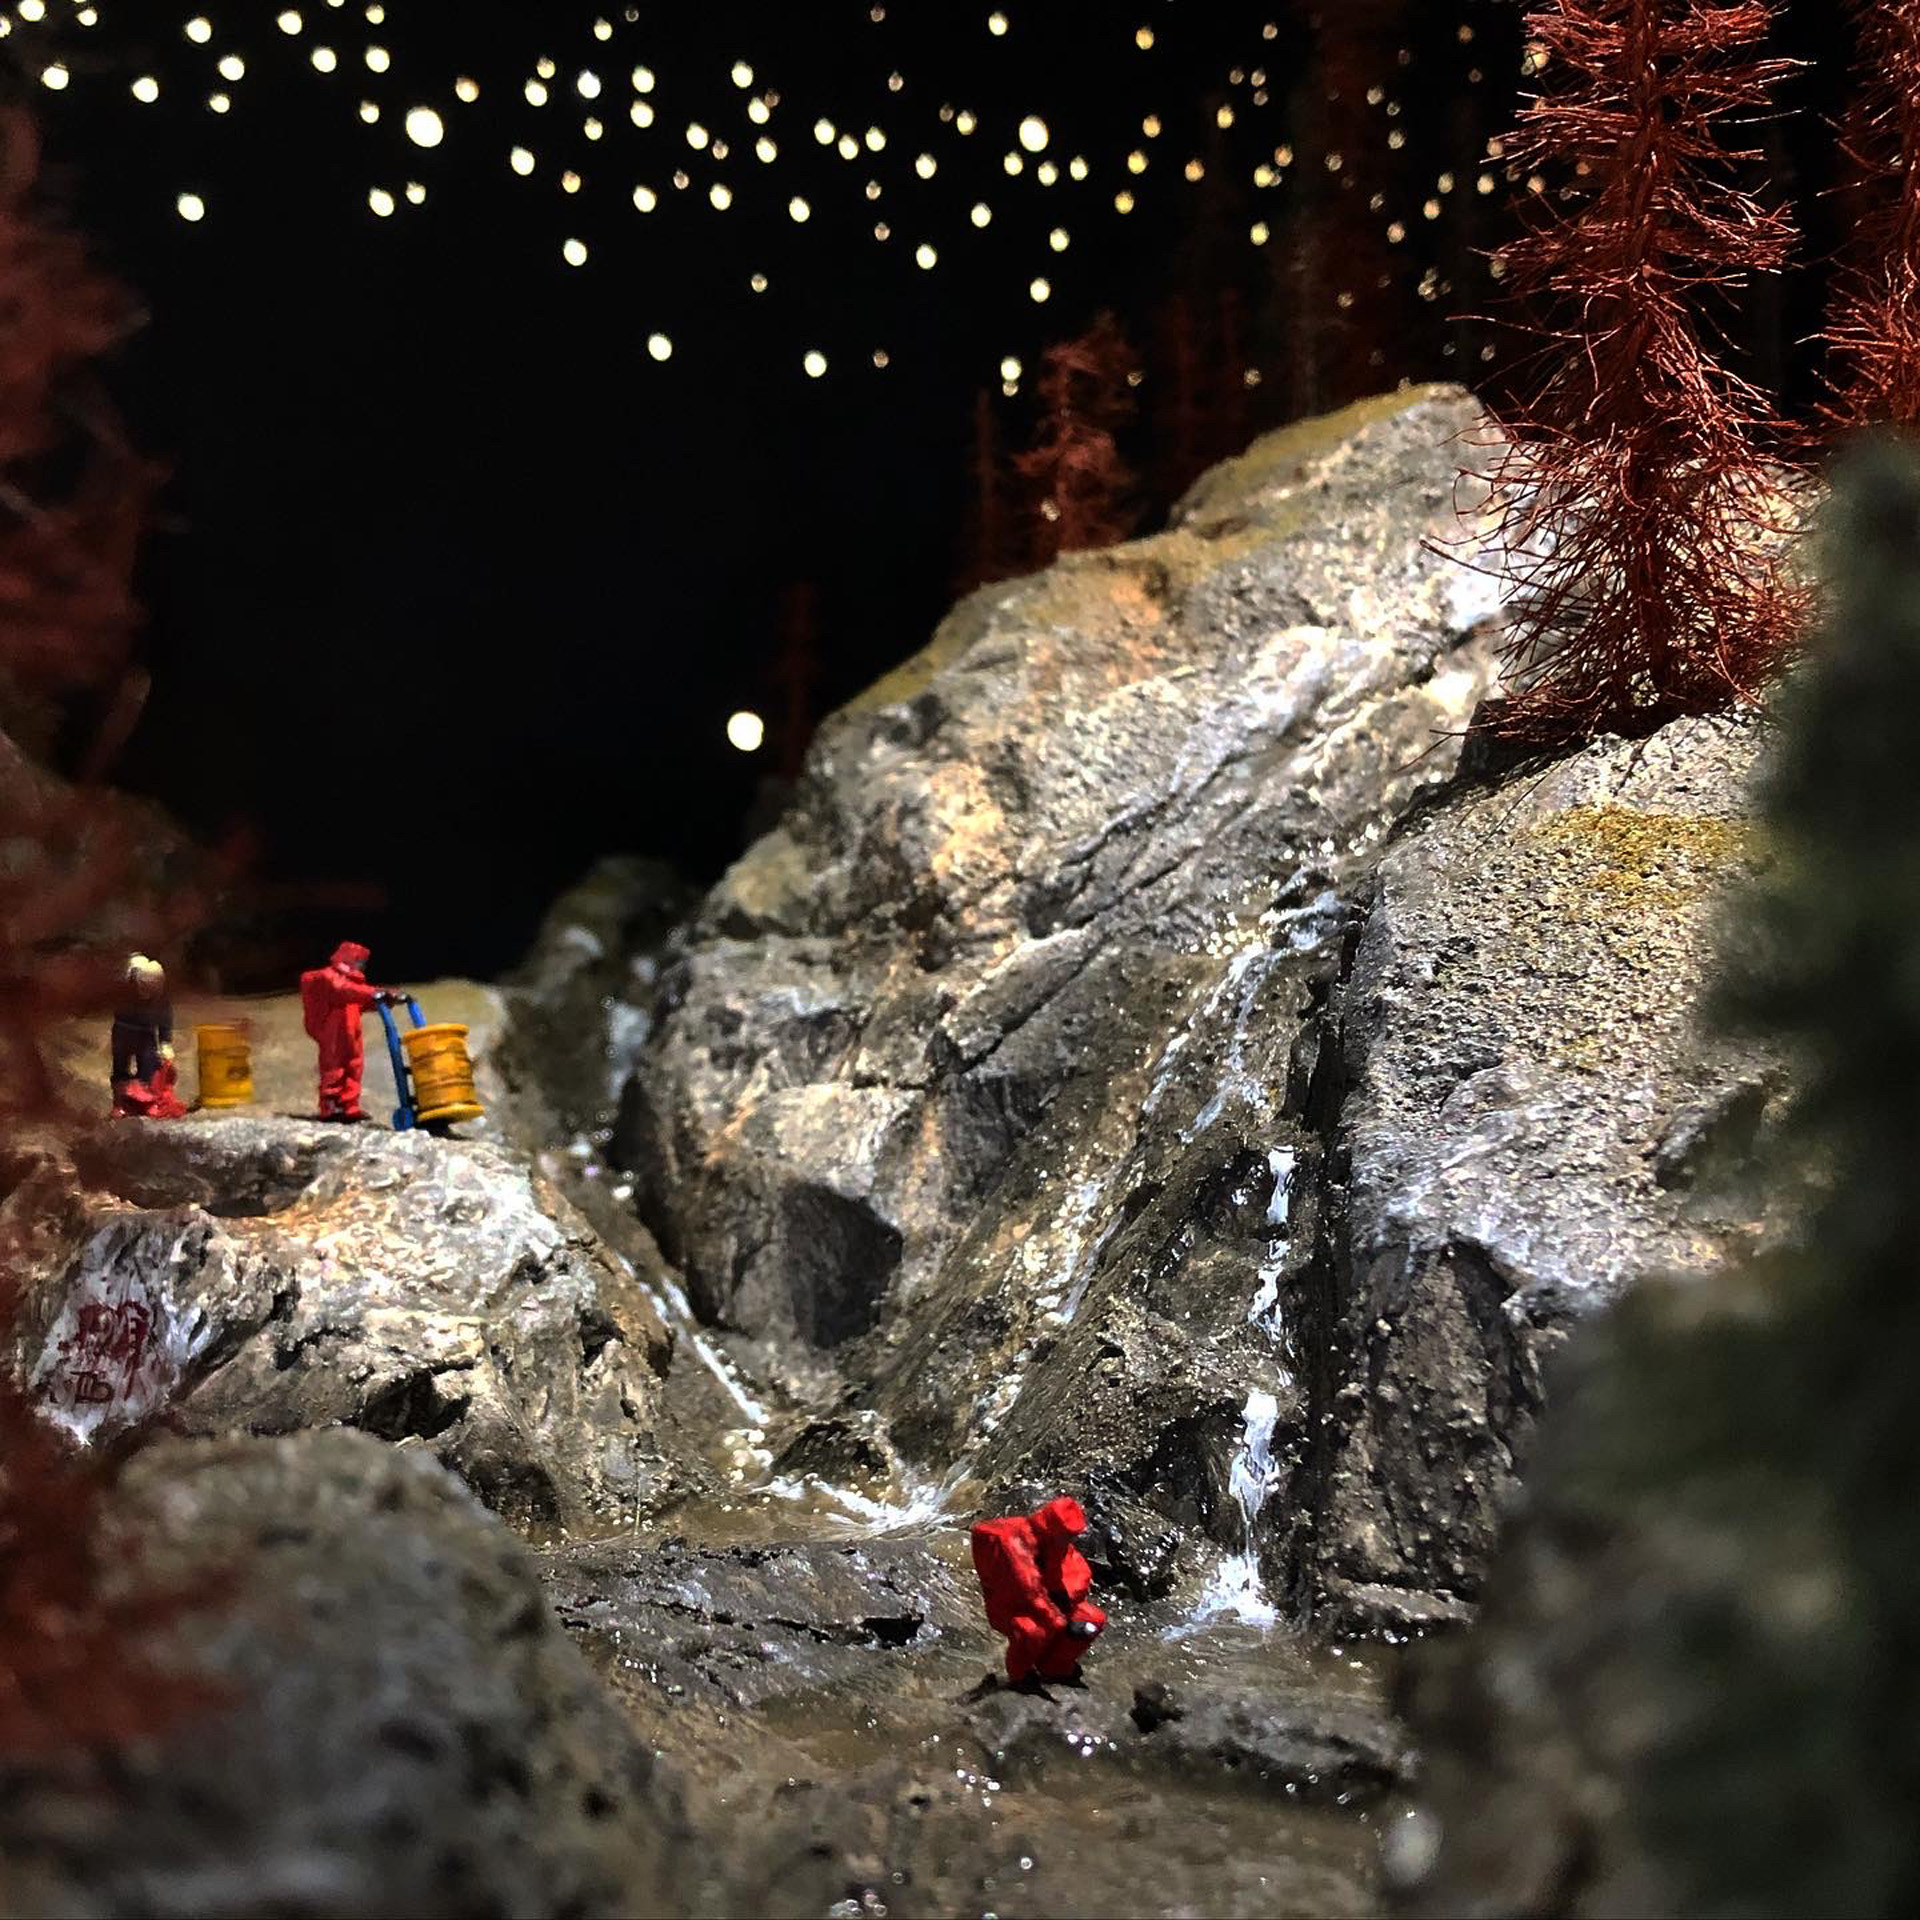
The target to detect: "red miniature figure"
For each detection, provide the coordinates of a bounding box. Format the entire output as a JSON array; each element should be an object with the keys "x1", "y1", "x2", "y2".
[
  {"x1": 299, "y1": 941, "x2": 399, "y2": 1123},
  {"x1": 970, "y1": 1495, "x2": 1108, "y2": 1685},
  {"x1": 109, "y1": 955, "x2": 186, "y2": 1120}
]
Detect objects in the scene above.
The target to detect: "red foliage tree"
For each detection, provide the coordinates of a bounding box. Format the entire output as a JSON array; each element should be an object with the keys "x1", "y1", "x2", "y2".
[
  {"x1": 0, "y1": 111, "x2": 209, "y2": 1755},
  {"x1": 1468, "y1": 0, "x2": 1809, "y2": 746},
  {"x1": 1822, "y1": 2, "x2": 1920, "y2": 430},
  {"x1": 1016, "y1": 312, "x2": 1141, "y2": 567}
]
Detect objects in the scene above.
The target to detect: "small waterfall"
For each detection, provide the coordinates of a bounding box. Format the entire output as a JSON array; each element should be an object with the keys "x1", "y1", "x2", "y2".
[
  {"x1": 1190, "y1": 1388, "x2": 1283, "y2": 1629},
  {"x1": 1247, "y1": 1147, "x2": 1297, "y2": 1334},
  {"x1": 1183, "y1": 948, "x2": 1280, "y2": 1142}
]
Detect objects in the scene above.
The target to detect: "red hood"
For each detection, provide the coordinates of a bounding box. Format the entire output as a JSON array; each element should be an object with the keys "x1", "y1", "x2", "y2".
[
  {"x1": 329, "y1": 942, "x2": 370, "y2": 974},
  {"x1": 1036, "y1": 1497, "x2": 1088, "y2": 1540}
]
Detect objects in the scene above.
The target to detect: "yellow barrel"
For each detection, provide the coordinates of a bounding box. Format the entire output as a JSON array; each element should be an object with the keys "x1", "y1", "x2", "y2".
[
  {"x1": 195, "y1": 1023, "x2": 254, "y2": 1109},
  {"x1": 401, "y1": 1023, "x2": 485, "y2": 1126}
]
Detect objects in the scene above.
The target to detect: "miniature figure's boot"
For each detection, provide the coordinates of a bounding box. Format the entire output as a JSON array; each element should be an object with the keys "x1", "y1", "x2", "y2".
[
  {"x1": 147, "y1": 1059, "x2": 189, "y2": 1120},
  {"x1": 111, "y1": 1078, "x2": 156, "y2": 1119}
]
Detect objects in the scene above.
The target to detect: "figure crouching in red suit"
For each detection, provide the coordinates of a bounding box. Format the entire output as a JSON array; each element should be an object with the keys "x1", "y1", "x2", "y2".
[{"x1": 970, "y1": 1495, "x2": 1108, "y2": 1685}]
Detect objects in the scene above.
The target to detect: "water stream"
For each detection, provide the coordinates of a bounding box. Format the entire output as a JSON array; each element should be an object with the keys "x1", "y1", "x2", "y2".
[{"x1": 1189, "y1": 1387, "x2": 1285, "y2": 1630}]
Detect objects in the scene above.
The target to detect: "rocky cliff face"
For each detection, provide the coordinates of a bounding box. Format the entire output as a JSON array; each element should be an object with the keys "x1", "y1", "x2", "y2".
[
  {"x1": 619, "y1": 387, "x2": 1506, "y2": 1581},
  {"x1": 610, "y1": 386, "x2": 1779, "y2": 1627},
  {"x1": 1300, "y1": 717, "x2": 1786, "y2": 1629}
]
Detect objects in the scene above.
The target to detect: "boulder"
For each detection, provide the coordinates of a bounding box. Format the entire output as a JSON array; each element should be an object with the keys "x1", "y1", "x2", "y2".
[
  {"x1": 0, "y1": 1430, "x2": 692, "y2": 1919},
  {"x1": 12, "y1": 1115, "x2": 683, "y2": 1533}
]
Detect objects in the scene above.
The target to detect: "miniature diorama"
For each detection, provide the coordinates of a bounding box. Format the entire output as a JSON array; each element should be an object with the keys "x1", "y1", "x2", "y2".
[{"x1": 3, "y1": 3, "x2": 1917, "y2": 1914}]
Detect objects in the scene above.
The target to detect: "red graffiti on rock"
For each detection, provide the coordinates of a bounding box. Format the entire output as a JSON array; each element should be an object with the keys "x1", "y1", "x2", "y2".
[{"x1": 55, "y1": 1297, "x2": 155, "y2": 1412}]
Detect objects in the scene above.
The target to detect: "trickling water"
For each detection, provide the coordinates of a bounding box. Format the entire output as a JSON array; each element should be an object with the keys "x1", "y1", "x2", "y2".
[
  {"x1": 766, "y1": 1463, "x2": 963, "y2": 1534},
  {"x1": 1249, "y1": 1148, "x2": 1297, "y2": 1335},
  {"x1": 1185, "y1": 1388, "x2": 1283, "y2": 1630},
  {"x1": 1183, "y1": 948, "x2": 1280, "y2": 1142},
  {"x1": 616, "y1": 1250, "x2": 771, "y2": 1429}
]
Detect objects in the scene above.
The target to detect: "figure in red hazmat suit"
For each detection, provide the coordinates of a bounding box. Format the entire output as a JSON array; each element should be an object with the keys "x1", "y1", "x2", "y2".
[
  {"x1": 300, "y1": 942, "x2": 398, "y2": 1122},
  {"x1": 970, "y1": 1496, "x2": 1108, "y2": 1684}
]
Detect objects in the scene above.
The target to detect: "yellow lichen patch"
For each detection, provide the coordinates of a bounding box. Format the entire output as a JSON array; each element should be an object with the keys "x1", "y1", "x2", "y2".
[{"x1": 1534, "y1": 805, "x2": 1750, "y2": 906}]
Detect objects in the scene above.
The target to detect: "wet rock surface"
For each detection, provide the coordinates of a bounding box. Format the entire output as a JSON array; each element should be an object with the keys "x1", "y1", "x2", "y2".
[
  {"x1": 10, "y1": 1114, "x2": 683, "y2": 1532},
  {"x1": 0, "y1": 1430, "x2": 691, "y2": 1920},
  {"x1": 541, "y1": 1524, "x2": 1405, "y2": 1919},
  {"x1": 1, "y1": 391, "x2": 1810, "y2": 1917}
]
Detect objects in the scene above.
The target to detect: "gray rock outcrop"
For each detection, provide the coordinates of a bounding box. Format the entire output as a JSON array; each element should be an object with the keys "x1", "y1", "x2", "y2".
[
  {"x1": 9, "y1": 1116, "x2": 682, "y2": 1532},
  {"x1": 617, "y1": 385, "x2": 1510, "y2": 1589},
  {"x1": 607, "y1": 385, "x2": 1782, "y2": 1627}
]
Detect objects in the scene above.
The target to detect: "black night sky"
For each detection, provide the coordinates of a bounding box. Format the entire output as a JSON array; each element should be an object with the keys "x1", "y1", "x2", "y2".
[{"x1": 10, "y1": 0, "x2": 1846, "y2": 981}]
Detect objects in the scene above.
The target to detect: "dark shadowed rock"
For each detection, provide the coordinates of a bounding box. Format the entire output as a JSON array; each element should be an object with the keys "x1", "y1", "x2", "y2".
[
  {"x1": 495, "y1": 856, "x2": 693, "y2": 1150},
  {"x1": 1297, "y1": 718, "x2": 1788, "y2": 1628},
  {"x1": 0, "y1": 1430, "x2": 692, "y2": 1919}
]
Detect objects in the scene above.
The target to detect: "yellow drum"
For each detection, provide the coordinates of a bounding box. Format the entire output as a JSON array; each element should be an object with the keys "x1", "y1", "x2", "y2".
[
  {"x1": 195, "y1": 1024, "x2": 254, "y2": 1108},
  {"x1": 401, "y1": 1023, "x2": 484, "y2": 1126}
]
